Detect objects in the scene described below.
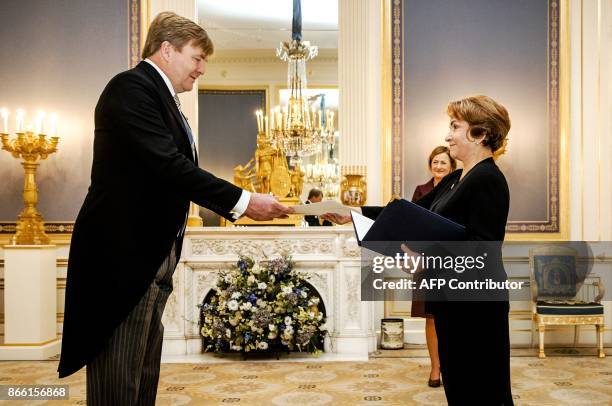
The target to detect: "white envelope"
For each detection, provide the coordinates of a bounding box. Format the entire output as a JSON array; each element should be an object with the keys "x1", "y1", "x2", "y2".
[
  {"x1": 350, "y1": 210, "x2": 374, "y2": 242},
  {"x1": 292, "y1": 200, "x2": 352, "y2": 216}
]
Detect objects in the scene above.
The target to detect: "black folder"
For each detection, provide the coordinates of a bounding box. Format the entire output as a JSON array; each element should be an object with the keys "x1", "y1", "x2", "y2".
[{"x1": 359, "y1": 199, "x2": 467, "y2": 244}]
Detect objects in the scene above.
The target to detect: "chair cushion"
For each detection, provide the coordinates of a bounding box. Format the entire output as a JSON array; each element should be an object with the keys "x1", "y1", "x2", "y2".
[{"x1": 536, "y1": 301, "x2": 604, "y2": 315}]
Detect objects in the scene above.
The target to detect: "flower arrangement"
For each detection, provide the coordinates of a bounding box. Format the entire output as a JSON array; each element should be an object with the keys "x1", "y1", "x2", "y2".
[{"x1": 200, "y1": 255, "x2": 326, "y2": 355}]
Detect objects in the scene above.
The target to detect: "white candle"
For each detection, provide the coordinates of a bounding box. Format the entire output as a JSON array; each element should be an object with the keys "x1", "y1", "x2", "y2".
[
  {"x1": 16, "y1": 109, "x2": 25, "y2": 133},
  {"x1": 1, "y1": 108, "x2": 8, "y2": 133},
  {"x1": 49, "y1": 113, "x2": 57, "y2": 137},
  {"x1": 283, "y1": 106, "x2": 288, "y2": 128},
  {"x1": 275, "y1": 106, "x2": 282, "y2": 129},
  {"x1": 264, "y1": 116, "x2": 269, "y2": 136},
  {"x1": 304, "y1": 105, "x2": 309, "y2": 128},
  {"x1": 35, "y1": 111, "x2": 46, "y2": 134},
  {"x1": 255, "y1": 110, "x2": 262, "y2": 133}
]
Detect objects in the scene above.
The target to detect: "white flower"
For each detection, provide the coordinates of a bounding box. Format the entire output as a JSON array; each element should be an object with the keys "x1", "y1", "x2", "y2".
[
  {"x1": 240, "y1": 302, "x2": 253, "y2": 311},
  {"x1": 224, "y1": 275, "x2": 232, "y2": 283},
  {"x1": 225, "y1": 328, "x2": 231, "y2": 338},
  {"x1": 231, "y1": 345, "x2": 243, "y2": 351},
  {"x1": 251, "y1": 306, "x2": 258, "y2": 312},
  {"x1": 251, "y1": 264, "x2": 262, "y2": 274},
  {"x1": 269, "y1": 275, "x2": 275, "y2": 283},
  {"x1": 284, "y1": 325, "x2": 294, "y2": 334},
  {"x1": 284, "y1": 316, "x2": 293, "y2": 325},
  {"x1": 256, "y1": 299, "x2": 265, "y2": 307},
  {"x1": 301, "y1": 291, "x2": 307, "y2": 298},
  {"x1": 308, "y1": 297, "x2": 320, "y2": 306},
  {"x1": 227, "y1": 300, "x2": 239, "y2": 311},
  {"x1": 231, "y1": 292, "x2": 241, "y2": 299},
  {"x1": 309, "y1": 312, "x2": 316, "y2": 319},
  {"x1": 258, "y1": 282, "x2": 267, "y2": 290},
  {"x1": 269, "y1": 324, "x2": 277, "y2": 331},
  {"x1": 317, "y1": 313, "x2": 323, "y2": 321},
  {"x1": 268, "y1": 331, "x2": 277, "y2": 339},
  {"x1": 247, "y1": 275, "x2": 256, "y2": 285},
  {"x1": 281, "y1": 286, "x2": 292, "y2": 295},
  {"x1": 257, "y1": 341, "x2": 269, "y2": 350}
]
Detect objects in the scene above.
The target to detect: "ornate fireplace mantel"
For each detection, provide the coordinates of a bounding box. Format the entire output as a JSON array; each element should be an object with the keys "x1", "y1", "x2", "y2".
[{"x1": 161, "y1": 226, "x2": 377, "y2": 358}]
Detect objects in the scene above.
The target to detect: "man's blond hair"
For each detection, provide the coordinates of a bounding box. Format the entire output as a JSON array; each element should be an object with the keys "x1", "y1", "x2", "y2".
[{"x1": 141, "y1": 12, "x2": 213, "y2": 59}]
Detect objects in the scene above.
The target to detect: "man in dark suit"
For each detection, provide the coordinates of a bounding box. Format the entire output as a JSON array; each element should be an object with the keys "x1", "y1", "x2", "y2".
[
  {"x1": 304, "y1": 188, "x2": 332, "y2": 227},
  {"x1": 57, "y1": 12, "x2": 292, "y2": 405}
]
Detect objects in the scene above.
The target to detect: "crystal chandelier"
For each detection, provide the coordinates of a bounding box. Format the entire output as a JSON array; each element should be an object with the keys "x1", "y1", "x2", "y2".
[
  {"x1": 305, "y1": 155, "x2": 340, "y2": 199},
  {"x1": 267, "y1": 0, "x2": 334, "y2": 166}
]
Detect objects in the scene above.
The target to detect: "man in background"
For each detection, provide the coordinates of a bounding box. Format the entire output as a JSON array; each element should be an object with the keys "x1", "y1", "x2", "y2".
[{"x1": 304, "y1": 188, "x2": 332, "y2": 226}]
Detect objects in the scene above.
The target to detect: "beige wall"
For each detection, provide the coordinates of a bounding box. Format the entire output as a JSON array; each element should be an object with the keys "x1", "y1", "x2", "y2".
[{"x1": 0, "y1": 0, "x2": 131, "y2": 222}]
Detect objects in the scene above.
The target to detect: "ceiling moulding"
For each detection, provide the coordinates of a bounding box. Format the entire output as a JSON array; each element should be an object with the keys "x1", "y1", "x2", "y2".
[{"x1": 208, "y1": 49, "x2": 338, "y2": 65}]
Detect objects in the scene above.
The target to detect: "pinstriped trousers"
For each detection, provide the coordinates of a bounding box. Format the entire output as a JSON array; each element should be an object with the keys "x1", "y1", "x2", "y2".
[{"x1": 86, "y1": 242, "x2": 177, "y2": 406}]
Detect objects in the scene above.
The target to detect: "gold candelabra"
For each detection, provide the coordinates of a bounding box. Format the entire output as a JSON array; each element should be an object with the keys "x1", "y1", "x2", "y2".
[{"x1": 1, "y1": 129, "x2": 59, "y2": 245}]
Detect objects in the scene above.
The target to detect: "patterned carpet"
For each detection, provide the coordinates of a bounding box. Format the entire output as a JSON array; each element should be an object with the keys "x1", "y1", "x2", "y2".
[{"x1": 0, "y1": 353, "x2": 611, "y2": 405}]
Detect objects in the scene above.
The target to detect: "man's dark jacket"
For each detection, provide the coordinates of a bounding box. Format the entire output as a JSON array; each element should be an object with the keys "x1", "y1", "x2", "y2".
[{"x1": 58, "y1": 61, "x2": 242, "y2": 377}]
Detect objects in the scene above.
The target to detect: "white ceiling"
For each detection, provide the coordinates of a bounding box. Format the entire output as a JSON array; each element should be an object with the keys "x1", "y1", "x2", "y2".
[{"x1": 198, "y1": 0, "x2": 338, "y2": 50}]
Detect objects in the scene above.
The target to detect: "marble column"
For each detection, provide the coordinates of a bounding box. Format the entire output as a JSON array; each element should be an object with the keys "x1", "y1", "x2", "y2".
[
  {"x1": 338, "y1": 0, "x2": 383, "y2": 206},
  {"x1": 336, "y1": 0, "x2": 380, "y2": 352},
  {"x1": 569, "y1": 0, "x2": 612, "y2": 240}
]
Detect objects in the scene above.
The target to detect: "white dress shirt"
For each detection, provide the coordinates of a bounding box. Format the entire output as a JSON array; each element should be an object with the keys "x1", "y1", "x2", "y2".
[{"x1": 144, "y1": 58, "x2": 250, "y2": 219}]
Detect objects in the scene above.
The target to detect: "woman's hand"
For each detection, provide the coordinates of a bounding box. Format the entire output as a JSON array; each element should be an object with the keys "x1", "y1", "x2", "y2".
[{"x1": 320, "y1": 213, "x2": 352, "y2": 225}]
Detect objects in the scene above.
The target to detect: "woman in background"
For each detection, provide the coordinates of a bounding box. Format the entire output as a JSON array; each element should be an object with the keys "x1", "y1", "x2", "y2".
[
  {"x1": 412, "y1": 146, "x2": 456, "y2": 201},
  {"x1": 323, "y1": 95, "x2": 513, "y2": 405},
  {"x1": 411, "y1": 146, "x2": 456, "y2": 387}
]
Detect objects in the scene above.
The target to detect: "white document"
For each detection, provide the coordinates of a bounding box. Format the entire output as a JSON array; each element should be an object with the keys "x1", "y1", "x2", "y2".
[
  {"x1": 351, "y1": 210, "x2": 374, "y2": 241},
  {"x1": 292, "y1": 200, "x2": 352, "y2": 216}
]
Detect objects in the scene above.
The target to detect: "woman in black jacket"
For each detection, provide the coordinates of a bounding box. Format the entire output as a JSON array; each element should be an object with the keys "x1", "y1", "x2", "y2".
[{"x1": 323, "y1": 95, "x2": 513, "y2": 405}]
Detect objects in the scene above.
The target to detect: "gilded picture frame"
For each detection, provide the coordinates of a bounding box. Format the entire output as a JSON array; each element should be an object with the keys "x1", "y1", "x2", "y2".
[{"x1": 381, "y1": 0, "x2": 570, "y2": 240}]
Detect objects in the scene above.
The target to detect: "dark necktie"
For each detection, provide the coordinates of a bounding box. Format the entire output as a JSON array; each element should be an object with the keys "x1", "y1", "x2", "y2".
[
  {"x1": 173, "y1": 94, "x2": 196, "y2": 238},
  {"x1": 173, "y1": 94, "x2": 196, "y2": 159}
]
